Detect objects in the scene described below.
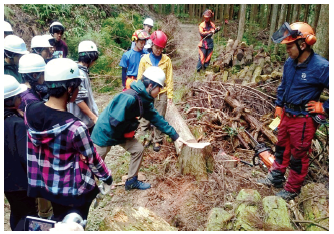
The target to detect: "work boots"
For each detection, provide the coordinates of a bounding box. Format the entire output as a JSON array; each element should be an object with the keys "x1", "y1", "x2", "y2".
[
  {"x1": 257, "y1": 170, "x2": 285, "y2": 188},
  {"x1": 125, "y1": 176, "x2": 151, "y2": 191},
  {"x1": 275, "y1": 189, "x2": 298, "y2": 200}
]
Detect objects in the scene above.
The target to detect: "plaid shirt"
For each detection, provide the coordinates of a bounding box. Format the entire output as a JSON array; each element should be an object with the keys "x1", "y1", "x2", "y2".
[{"x1": 24, "y1": 114, "x2": 111, "y2": 197}]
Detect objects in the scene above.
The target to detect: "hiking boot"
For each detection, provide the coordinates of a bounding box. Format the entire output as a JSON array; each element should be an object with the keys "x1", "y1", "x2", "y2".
[
  {"x1": 275, "y1": 189, "x2": 298, "y2": 201},
  {"x1": 125, "y1": 176, "x2": 151, "y2": 191},
  {"x1": 153, "y1": 142, "x2": 162, "y2": 152},
  {"x1": 257, "y1": 170, "x2": 284, "y2": 188},
  {"x1": 143, "y1": 139, "x2": 151, "y2": 148}
]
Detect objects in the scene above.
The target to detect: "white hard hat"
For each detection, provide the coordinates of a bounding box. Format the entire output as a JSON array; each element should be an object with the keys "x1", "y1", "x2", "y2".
[
  {"x1": 45, "y1": 58, "x2": 84, "y2": 82},
  {"x1": 78, "y1": 40, "x2": 98, "y2": 53},
  {"x1": 4, "y1": 35, "x2": 29, "y2": 55},
  {"x1": 19, "y1": 53, "x2": 46, "y2": 74},
  {"x1": 4, "y1": 74, "x2": 28, "y2": 99},
  {"x1": 50, "y1": 21, "x2": 64, "y2": 28},
  {"x1": 4, "y1": 21, "x2": 13, "y2": 32},
  {"x1": 143, "y1": 18, "x2": 154, "y2": 27},
  {"x1": 31, "y1": 35, "x2": 53, "y2": 48},
  {"x1": 143, "y1": 66, "x2": 165, "y2": 87}
]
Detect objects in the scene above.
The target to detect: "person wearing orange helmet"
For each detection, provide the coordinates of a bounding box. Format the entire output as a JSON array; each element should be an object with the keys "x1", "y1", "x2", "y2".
[
  {"x1": 137, "y1": 30, "x2": 174, "y2": 152},
  {"x1": 119, "y1": 30, "x2": 150, "y2": 90},
  {"x1": 196, "y1": 9, "x2": 220, "y2": 72},
  {"x1": 257, "y1": 22, "x2": 329, "y2": 200}
]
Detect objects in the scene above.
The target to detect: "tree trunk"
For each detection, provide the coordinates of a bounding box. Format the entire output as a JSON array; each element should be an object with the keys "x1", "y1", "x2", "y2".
[
  {"x1": 268, "y1": 4, "x2": 278, "y2": 48},
  {"x1": 311, "y1": 4, "x2": 321, "y2": 33},
  {"x1": 260, "y1": 5, "x2": 266, "y2": 28},
  {"x1": 291, "y1": 4, "x2": 299, "y2": 22},
  {"x1": 250, "y1": 4, "x2": 257, "y2": 23},
  {"x1": 286, "y1": 4, "x2": 292, "y2": 22},
  {"x1": 266, "y1": 4, "x2": 272, "y2": 28},
  {"x1": 165, "y1": 103, "x2": 214, "y2": 181},
  {"x1": 189, "y1": 4, "x2": 193, "y2": 19},
  {"x1": 159, "y1": 4, "x2": 163, "y2": 14},
  {"x1": 303, "y1": 4, "x2": 310, "y2": 22},
  {"x1": 313, "y1": 4, "x2": 329, "y2": 60},
  {"x1": 202, "y1": 4, "x2": 206, "y2": 14},
  {"x1": 296, "y1": 4, "x2": 301, "y2": 21},
  {"x1": 273, "y1": 4, "x2": 286, "y2": 54},
  {"x1": 171, "y1": 4, "x2": 174, "y2": 14},
  {"x1": 215, "y1": 4, "x2": 219, "y2": 21},
  {"x1": 229, "y1": 4, "x2": 234, "y2": 20},
  {"x1": 177, "y1": 4, "x2": 180, "y2": 15},
  {"x1": 220, "y1": 4, "x2": 224, "y2": 21},
  {"x1": 223, "y1": 4, "x2": 230, "y2": 36},
  {"x1": 237, "y1": 4, "x2": 247, "y2": 42}
]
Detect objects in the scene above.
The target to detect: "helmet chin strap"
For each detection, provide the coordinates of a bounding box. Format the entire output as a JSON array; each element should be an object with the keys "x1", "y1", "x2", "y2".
[{"x1": 295, "y1": 40, "x2": 305, "y2": 60}]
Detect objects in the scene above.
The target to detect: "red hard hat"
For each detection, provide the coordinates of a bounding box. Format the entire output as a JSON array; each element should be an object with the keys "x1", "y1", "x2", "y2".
[
  {"x1": 281, "y1": 22, "x2": 316, "y2": 45},
  {"x1": 150, "y1": 30, "x2": 168, "y2": 48}
]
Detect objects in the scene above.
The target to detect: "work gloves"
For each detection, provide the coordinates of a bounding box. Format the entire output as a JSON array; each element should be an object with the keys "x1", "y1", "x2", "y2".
[
  {"x1": 305, "y1": 101, "x2": 325, "y2": 114},
  {"x1": 214, "y1": 26, "x2": 221, "y2": 33},
  {"x1": 274, "y1": 106, "x2": 283, "y2": 118}
]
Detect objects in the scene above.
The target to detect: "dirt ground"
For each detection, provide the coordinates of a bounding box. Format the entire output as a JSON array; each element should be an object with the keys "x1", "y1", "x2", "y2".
[{"x1": 3, "y1": 24, "x2": 285, "y2": 231}]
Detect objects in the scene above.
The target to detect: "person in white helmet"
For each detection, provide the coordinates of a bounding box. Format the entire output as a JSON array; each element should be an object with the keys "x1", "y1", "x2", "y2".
[
  {"x1": 91, "y1": 66, "x2": 186, "y2": 191},
  {"x1": 24, "y1": 58, "x2": 112, "y2": 224},
  {"x1": 31, "y1": 35, "x2": 55, "y2": 63},
  {"x1": 49, "y1": 21, "x2": 68, "y2": 58},
  {"x1": 4, "y1": 21, "x2": 14, "y2": 38},
  {"x1": 131, "y1": 17, "x2": 154, "y2": 52},
  {"x1": 4, "y1": 75, "x2": 38, "y2": 231},
  {"x1": 18, "y1": 53, "x2": 48, "y2": 115},
  {"x1": 4, "y1": 35, "x2": 29, "y2": 83},
  {"x1": 67, "y1": 40, "x2": 99, "y2": 134}
]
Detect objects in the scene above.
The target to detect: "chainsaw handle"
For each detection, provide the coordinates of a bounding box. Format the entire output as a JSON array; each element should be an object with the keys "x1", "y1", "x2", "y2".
[{"x1": 252, "y1": 155, "x2": 260, "y2": 166}]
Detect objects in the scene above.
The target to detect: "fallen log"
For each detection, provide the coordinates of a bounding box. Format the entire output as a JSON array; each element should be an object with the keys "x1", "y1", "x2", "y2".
[
  {"x1": 242, "y1": 63, "x2": 256, "y2": 85},
  {"x1": 224, "y1": 95, "x2": 278, "y2": 144},
  {"x1": 165, "y1": 103, "x2": 214, "y2": 181}
]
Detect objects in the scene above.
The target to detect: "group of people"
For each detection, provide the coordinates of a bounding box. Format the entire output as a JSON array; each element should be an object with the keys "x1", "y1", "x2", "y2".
[
  {"x1": 3, "y1": 9, "x2": 329, "y2": 231},
  {"x1": 4, "y1": 17, "x2": 186, "y2": 231}
]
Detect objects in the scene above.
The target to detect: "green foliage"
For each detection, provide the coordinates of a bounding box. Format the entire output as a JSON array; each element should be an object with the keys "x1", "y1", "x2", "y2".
[
  {"x1": 173, "y1": 86, "x2": 190, "y2": 104},
  {"x1": 4, "y1": 6, "x2": 14, "y2": 19},
  {"x1": 224, "y1": 126, "x2": 238, "y2": 137}
]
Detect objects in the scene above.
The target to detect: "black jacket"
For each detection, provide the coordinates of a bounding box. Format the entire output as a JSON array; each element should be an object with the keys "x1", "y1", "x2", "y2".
[{"x1": 4, "y1": 109, "x2": 28, "y2": 191}]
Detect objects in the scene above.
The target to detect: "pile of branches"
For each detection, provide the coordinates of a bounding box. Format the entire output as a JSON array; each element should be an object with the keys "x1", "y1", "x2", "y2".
[
  {"x1": 182, "y1": 81, "x2": 277, "y2": 153},
  {"x1": 159, "y1": 14, "x2": 182, "y2": 58}
]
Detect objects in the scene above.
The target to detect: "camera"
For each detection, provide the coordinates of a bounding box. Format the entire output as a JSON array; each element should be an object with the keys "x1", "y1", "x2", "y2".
[{"x1": 24, "y1": 212, "x2": 86, "y2": 231}]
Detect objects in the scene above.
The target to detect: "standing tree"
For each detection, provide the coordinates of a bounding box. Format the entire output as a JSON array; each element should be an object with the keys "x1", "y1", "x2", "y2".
[
  {"x1": 266, "y1": 4, "x2": 272, "y2": 28},
  {"x1": 229, "y1": 4, "x2": 234, "y2": 19},
  {"x1": 159, "y1": 4, "x2": 162, "y2": 14},
  {"x1": 237, "y1": 4, "x2": 247, "y2": 42},
  {"x1": 171, "y1": 4, "x2": 174, "y2": 14},
  {"x1": 268, "y1": 4, "x2": 279, "y2": 48},
  {"x1": 215, "y1": 4, "x2": 219, "y2": 21},
  {"x1": 313, "y1": 4, "x2": 329, "y2": 60},
  {"x1": 286, "y1": 4, "x2": 292, "y2": 22},
  {"x1": 273, "y1": 4, "x2": 287, "y2": 54},
  {"x1": 303, "y1": 4, "x2": 310, "y2": 22},
  {"x1": 260, "y1": 4, "x2": 266, "y2": 28},
  {"x1": 223, "y1": 4, "x2": 230, "y2": 36},
  {"x1": 220, "y1": 4, "x2": 224, "y2": 21},
  {"x1": 291, "y1": 4, "x2": 299, "y2": 22},
  {"x1": 311, "y1": 4, "x2": 321, "y2": 33}
]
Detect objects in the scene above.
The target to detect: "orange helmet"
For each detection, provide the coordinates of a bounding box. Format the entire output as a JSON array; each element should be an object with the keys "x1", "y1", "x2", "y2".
[
  {"x1": 203, "y1": 9, "x2": 214, "y2": 18},
  {"x1": 132, "y1": 30, "x2": 150, "y2": 42},
  {"x1": 273, "y1": 22, "x2": 316, "y2": 45}
]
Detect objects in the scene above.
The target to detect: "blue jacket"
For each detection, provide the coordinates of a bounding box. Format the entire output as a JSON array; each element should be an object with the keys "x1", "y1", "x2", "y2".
[
  {"x1": 91, "y1": 80, "x2": 179, "y2": 147},
  {"x1": 276, "y1": 51, "x2": 329, "y2": 115}
]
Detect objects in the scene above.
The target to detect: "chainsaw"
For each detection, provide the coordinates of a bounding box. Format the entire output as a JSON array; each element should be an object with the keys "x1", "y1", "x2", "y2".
[{"x1": 244, "y1": 130, "x2": 276, "y2": 172}]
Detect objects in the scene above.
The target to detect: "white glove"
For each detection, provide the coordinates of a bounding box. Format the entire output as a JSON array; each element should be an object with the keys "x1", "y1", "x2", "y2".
[
  {"x1": 49, "y1": 222, "x2": 84, "y2": 231},
  {"x1": 99, "y1": 182, "x2": 111, "y2": 195},
  {"x1": 175, "y1": 137, "x2": 187, "y2": 146}
]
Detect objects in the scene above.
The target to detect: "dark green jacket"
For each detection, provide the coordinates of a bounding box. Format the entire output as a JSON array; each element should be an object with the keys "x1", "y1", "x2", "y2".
[
  {"x1": 91, "y1": 80, "x2": 179, "y2": 147},
  {"x1": 4, "y1": 61, "x2": 23, "y2": 83}
]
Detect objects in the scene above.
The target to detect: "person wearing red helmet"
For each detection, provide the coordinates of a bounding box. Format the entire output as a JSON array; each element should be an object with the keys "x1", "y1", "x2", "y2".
[
  {"x1": 196, "y1": 9, "x2": 220, "y2": 72},
  {"x1": 137, "y1": 30, "x2": 173, "y2": 152},
  {"x1": 257, "y1": 22, "x2": 329, "y2": 200},
  {"x1": 119, "y1": 30, "x2": 150, "y2": 90}
]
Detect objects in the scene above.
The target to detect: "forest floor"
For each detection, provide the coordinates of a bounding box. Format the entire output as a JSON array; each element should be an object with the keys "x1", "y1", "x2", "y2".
[{"x1": 3, "y1": 24, "x2": 285, "y2": 231}]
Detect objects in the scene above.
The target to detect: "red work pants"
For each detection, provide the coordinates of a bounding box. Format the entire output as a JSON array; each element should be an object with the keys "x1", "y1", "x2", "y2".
[{"x1": 270, "y1": 114, "x2": 318, "y2": 193}]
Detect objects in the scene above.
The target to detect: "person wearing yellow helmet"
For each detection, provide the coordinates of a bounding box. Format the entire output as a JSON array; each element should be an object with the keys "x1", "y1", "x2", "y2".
[
  {"x1": 119, "y1": 30, "x2": 149, "y2": 90},
  {"x1": 257, "y1": 22, "x2": 329, "y2": 201}
]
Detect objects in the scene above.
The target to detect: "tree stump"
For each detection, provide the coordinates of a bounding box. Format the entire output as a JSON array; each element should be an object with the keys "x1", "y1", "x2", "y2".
[{"x1": 165, "y1": 103, "x2": 214, "y2": 181}]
